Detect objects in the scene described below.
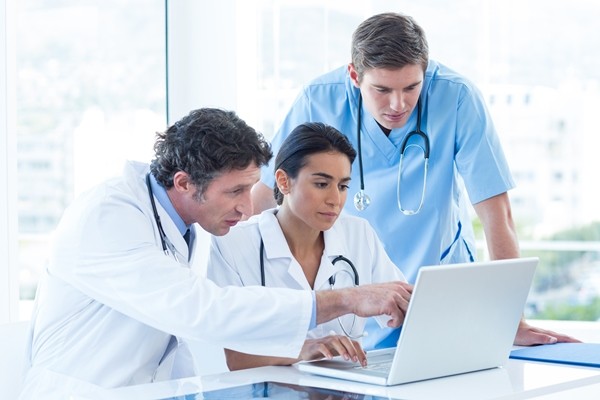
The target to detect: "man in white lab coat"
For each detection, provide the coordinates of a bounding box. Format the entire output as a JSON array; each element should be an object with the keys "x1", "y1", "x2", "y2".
[{"x1": 20, "y1": 108, "x2": 412, "y2": 399}]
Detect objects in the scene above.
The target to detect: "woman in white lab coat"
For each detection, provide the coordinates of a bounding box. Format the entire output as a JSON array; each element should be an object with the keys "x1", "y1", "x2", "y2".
[{"x1": 208, "y1": 122, "x2": 409, "y2": 371}]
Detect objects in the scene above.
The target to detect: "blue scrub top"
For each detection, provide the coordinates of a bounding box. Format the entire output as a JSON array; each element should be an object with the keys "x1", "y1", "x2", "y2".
[{"x1": 261, "y1": 61, "x2": 515, "y2": 283}]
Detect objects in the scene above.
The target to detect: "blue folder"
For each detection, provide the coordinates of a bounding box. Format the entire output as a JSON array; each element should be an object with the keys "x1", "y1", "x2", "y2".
[{"x1": 510, "y1": 343, "x2": 600, "y2": 368}]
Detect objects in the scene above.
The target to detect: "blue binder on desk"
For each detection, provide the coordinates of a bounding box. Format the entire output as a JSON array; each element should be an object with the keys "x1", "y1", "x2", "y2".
[{"x1": 510, "y1": 343, "x2": 600, "y2": 368}]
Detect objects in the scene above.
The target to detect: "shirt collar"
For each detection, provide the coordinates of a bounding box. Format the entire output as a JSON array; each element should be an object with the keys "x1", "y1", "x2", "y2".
[
  {"x1": 149, "y1": 173, "x2": 190, "y2": 236},
  {"x1": 259, "y1": 209, "x2": 348, "y2": 259}
]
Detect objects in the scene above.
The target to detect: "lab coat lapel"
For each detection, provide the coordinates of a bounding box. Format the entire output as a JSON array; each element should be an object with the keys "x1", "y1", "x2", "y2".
[
  {"x1": 259, "y1": 211, "x2": 311, "y2": 290},
  {"x1": 158, "y1": 211, "x2": 190, "y2": 265},
  {"x1": 186, "y1": 224, "x2": 198, "y2": 264},
  {"x1": 313, "y1": 223, "x2": 349, "y2": 290},
  {"x1": 125, "y1": 162, "x2": 191, "y2": 265},
  {"x1": 287, "y1": 259, "x2": 312, "y2": 290}
]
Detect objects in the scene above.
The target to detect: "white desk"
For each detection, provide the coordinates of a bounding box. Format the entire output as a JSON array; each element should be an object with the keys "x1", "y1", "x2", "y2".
[
  {"x1": 80, "y1": 320, "x2": 600, "y2": 399},
  {"x1": 80, "y1": 360, "x2": 600, "y2": 399}
]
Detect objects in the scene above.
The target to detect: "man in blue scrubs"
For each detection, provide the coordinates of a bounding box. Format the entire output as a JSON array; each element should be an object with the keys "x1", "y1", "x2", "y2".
[{"x1": 251, "y1": 12, "x2": 578, "y2": 347}]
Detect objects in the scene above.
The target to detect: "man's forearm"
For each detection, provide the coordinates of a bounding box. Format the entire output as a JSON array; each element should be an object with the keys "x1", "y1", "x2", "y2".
[
  {"x1": 315, "y1": 289, "x2": 352, "y2": 325},
  {"x1": 314, "y1": 282, "x2": 412, "y2": 328},
  {"x1": 473, "y1": 193, "x2": 520, "y2": 260}
]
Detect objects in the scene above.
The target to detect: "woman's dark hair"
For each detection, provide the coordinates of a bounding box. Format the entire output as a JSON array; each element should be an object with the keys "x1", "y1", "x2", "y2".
[
  {"x1": 274, "y1": 122, "x2": 356, "y2": 205},
  {"x1": 150, "y1": 108, "x2": 272, "y2": 196}
]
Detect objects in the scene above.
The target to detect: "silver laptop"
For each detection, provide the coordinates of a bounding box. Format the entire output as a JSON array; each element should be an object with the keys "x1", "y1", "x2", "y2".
[{"x1": 297, "y1": 257, "x2": 538, "y2": 386}]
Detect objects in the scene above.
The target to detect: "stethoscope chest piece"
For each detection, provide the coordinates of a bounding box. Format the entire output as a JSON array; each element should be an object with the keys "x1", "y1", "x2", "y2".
[
  {"x1": 353, "y1": 94, "x2": 370, "y2": 211},
  {"x1": 353, "y1": 190, "x2": 371, "y2": 211}
]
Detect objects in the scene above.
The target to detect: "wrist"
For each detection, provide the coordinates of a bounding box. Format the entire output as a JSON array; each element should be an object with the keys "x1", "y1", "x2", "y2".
[{"x1": 315, "y1": 288, "x2": 353, "y2": 325}]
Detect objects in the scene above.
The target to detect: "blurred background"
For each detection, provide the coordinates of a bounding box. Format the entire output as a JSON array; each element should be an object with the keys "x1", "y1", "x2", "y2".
[{"x1": 5, "y1": 0, "x2": 600, "y2": 322}]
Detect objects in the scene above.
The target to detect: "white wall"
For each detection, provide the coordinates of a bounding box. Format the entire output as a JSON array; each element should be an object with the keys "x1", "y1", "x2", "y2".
[{"x1": 166, "y1": 0, "x2": 238, "y2": 124}]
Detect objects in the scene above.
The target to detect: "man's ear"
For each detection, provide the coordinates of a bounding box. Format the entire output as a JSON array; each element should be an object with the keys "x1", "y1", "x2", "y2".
[
  {"x1": 348, "y1": 63, "x2": 361, "y2": 88},
  {"x1": 275, "y1": 169, "x2": 290, "y2": 195},
  {"x1": 172, "y1": 171, "x2": 192, "y2": 193}
]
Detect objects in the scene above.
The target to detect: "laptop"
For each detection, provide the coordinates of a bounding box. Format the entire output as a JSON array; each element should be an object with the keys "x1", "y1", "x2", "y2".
[{"x1": 297, "y1": 257, "x2": 538, "y2": 386}]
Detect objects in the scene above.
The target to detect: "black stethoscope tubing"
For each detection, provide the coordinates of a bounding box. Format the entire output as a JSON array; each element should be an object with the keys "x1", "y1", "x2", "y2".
[
  {"x1": 356, "y1": 94, "x2": 366, "y2": 193},
  {"x1": 400, "y1": 97, "x2": 430, "y2": 158},
  {"x1": 146, "y1": 173, "x2": 170, "y2": 255},
  {"x1": 355, "y1": 93, "x2": 430, "y2": 209},
  {"x1": 259, "y1": 239, "x2": 359, "y2": 287},
  {"x1": 259, "y1": 236, "x2": 363, "y2": 339}
]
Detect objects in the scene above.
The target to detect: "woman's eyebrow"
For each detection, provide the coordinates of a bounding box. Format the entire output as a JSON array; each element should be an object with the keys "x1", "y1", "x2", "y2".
[{"x1": 312, "y1": 172, "x2": 352, "y2": 182}]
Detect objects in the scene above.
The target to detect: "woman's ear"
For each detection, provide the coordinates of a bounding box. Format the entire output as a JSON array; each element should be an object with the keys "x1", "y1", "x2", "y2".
[{"x1": 275, "y1": 169, "x2": 290, "y2": 195}]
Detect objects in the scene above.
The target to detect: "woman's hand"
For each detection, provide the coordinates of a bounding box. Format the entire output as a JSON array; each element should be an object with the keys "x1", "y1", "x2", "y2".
[{"x1": 299, "y1": 334, "x2": 367, "y2": 367}]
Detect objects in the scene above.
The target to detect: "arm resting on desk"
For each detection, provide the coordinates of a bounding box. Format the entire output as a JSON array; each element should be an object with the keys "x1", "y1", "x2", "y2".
[
  {"x1": 474, "y1": 194, "x2": 581, "y2": 346},
  {"x1": 224, "y1": 335, "x2": 367, "y2": 371},
  {"x1": 223, "y1": 282, "x2": 412, "y2": 371}
]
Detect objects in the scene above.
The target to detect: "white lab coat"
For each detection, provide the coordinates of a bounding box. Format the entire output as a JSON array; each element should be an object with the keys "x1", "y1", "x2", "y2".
[
  {"x1": 208, "y1": 209, "x2": 406, "y2": 339},
  {"x1": 20, "y1": 161, "x2": 312, "y2": 397}
]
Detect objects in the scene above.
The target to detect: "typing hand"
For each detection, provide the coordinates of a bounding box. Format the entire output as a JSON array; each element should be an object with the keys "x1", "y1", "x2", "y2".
[{"x1": 300, "y1": 334, "x2": 367, "y2": 367}]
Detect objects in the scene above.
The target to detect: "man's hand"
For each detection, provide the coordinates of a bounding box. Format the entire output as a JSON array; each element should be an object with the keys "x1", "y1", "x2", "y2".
[
  {"x1": 514, "y1": 319, "x2": 581, "y2": 346},
  {"x1": 350, "y1": 282, "x2": 413, "y2": 327},
  {"x1": 316, "y1": 281, "x2": 413, "y2": 328},
  {"x1": 299, "y1": 335, "x2": 368, "y2": 367}
]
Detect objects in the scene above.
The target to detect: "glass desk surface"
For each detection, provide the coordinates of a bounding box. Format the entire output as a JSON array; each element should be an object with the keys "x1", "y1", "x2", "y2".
[{"x1": 159, "y1": 381, "x2": 391, "y2": 399}]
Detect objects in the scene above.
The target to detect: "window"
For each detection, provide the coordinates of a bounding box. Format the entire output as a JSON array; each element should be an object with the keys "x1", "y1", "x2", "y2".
[
  {"x1": 4, "y1": 0, "x2": 600, "y2": 323},
  {"x1": 13, "y1": 0, "x2": 166, "y2": 319},
  {"x1": 205, "y1": 0, "x2": 600, "y2": 322},
  {"x1": 1, "y1": 0, "x2": 18, "y2": 323}
]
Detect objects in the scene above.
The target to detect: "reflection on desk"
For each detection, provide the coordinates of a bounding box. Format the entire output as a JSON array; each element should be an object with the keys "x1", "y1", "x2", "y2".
[
  {"x1": 82, "y1": 359, "x2": 600, "y2": 400},
  {"x1": 178, "y1": 381, "x2": 385, "y2": 400}
]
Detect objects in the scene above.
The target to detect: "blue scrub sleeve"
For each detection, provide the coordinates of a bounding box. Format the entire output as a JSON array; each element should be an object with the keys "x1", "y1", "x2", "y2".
[{"x1": 454, "y1": 84, "x2": 515, "y2": 203}]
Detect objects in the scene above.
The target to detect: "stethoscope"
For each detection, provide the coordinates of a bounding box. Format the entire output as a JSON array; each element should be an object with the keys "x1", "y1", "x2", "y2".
[
  {"x1": 353, "y1": 94, "x2": 430, "y2": 215},
  {"x1": 259, "y1": 238, "x2": 365, "y2": 339},
  {"x1": 146, "y1": 173, "x2": 180, "y2": 262}
]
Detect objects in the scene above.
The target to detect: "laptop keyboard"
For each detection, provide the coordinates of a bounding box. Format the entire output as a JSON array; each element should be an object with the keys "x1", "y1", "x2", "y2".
[{"x1": 356, "y1": 360, "x2": 393, "y2": 372}]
